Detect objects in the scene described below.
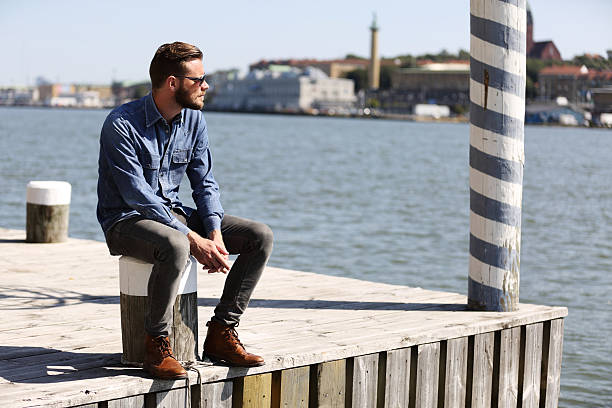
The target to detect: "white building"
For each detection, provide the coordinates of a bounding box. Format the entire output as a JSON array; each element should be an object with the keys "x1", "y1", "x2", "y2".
[
  {"x1": 0, "y1": 87, "x2": 39, "y2": 105},
  {"x1": 76, "y1": 91, "x2": 102, "y2": 107},
  {"x1": 209, "y1": 66, "x2": 356, "y2": 113},
  {"x1": 47, "y1": 91, "x2": 102, "y2": 108}
]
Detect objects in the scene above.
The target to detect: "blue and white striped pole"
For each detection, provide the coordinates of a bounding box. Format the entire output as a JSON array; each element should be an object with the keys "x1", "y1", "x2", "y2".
[{"x1": 468, "y1": 0, "x2": 526, "y2": 311}]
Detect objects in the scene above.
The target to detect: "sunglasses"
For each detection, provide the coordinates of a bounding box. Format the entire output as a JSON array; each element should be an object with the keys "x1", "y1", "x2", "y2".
[{"x1": 174, "y1": 74, "x2": 207, "y2": 86}]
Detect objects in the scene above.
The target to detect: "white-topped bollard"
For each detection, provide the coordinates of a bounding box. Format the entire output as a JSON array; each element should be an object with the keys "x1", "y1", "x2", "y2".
[
  {"x1": 119, "y1": 255, "x2": 199, "y2": 365},
  {"x1": 26, "y1": 181, "x2": 71, "y2": 243}
]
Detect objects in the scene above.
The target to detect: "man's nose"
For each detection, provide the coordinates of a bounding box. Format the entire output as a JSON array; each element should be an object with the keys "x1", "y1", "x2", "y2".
[{"x1": 201, "y1": 81, "x2": 209, "y2": 91}]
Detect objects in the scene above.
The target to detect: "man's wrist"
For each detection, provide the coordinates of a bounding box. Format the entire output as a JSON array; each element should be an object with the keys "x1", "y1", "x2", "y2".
[{"x1": 208, "y1": 229, "x2": 222, "y2": 240}]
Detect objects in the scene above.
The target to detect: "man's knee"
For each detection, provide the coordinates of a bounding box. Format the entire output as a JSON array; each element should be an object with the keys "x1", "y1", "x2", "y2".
[
  {"x1": 158, "y1": 231, "x2": 190, "y2": 267},
  {"x1": 251, "y1": 222, "x2": 273, "y2": 256}
]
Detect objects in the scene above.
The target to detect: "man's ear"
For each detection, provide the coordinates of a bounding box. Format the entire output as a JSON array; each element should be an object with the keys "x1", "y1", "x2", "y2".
[{"x1": 167, "y1": 76, "x2": 177, "y2": 91}]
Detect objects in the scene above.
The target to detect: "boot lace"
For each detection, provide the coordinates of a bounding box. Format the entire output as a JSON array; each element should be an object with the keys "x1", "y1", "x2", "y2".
[
  {"x1": 226, "y1": 327, "x2": 245, "y2": 350},
  {"x1": 154, "y1": 336, "x2": 174, "y2": 358}
]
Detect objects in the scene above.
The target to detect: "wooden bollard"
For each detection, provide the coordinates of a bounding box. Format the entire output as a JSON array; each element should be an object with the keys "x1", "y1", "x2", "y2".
[
  {"x1": 119, "y1": 255, "x2": 199, "y2": 365},
  {"x1": 468, "y1": 0, "x2": 526, "y2": 311},
  {"x1": 26, "y1": 181, "x2": 71, "y2": 243}
]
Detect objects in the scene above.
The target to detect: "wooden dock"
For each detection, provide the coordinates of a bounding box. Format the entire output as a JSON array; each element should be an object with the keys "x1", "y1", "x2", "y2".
[{"x1": 0, "y1": 228, "x2": 567, "y2": 408}]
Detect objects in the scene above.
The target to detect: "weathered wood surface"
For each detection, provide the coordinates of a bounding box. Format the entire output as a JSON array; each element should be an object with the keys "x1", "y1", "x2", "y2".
[
  {"x1": 192, "y1": 380, "x2": 232, "y2": 408},
  {"x1": 521, "y1": 323, "x2": 543, "y2": 408},
  {"x1": 443, "y1": 337, "x2": 468, "y2": 408},
  {"x1": 309, "y1": 360, "x2": 345, "y2": 408},
  {"x1": 233, "y1": 373, "x2": 271, "y2": 408},
  {"x1": 347, "y1": 353, "x2": 378, "y2": 408},
  {"x1": 119, "y1": 293, "x2": 198, "y2": 365},
  {"x1": 146, "y1": 387, "x2": 189, "y2": 407},
  {"x1": 471, "y1": 332, "x2": 494, "y2": 408},
  {"x1": 541, "y1": 319, "x2": 564, "y2": 408},
  {"x1": 414, "y1": 342, "x2": 440, "y2": 408},
  {"x1": 26, "y1": 203, "x2": 70, "y2": 243},
  {"x1": 107, "y1": 394, "x2": 146, "y2": 408},
  {"x1": 468, "y1": 0, "x2": 526, "y2": 312},
  {"x1": 380, "y1": 348, "x2": 410, "y2": 408},
  {"x1": 0, "y1": 229, "x2": 567, "y2": 407},
  {"x1": 271, "y1": 366, "x2": 309, "y2": 408},
  {"x1": 497, "y1": 327, "x2": 520, "y2": 408}
]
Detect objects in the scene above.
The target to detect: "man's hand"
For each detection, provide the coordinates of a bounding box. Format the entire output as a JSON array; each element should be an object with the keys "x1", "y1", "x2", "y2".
[
  {"x1": 187, "y1": 230, "x2": 230, "y2": 273},
  {"x1": 208, "y1": 229, "x2": 229, "y2": 273}
]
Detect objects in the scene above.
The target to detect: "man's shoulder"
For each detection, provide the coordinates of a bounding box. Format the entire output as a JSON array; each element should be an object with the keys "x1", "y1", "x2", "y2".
[
  {"x1": 183, "y1": 108, "x2": 205, "y2": 126},
  {"x1": 105, "y1": 97, "x2": 147, "y2": 127}
]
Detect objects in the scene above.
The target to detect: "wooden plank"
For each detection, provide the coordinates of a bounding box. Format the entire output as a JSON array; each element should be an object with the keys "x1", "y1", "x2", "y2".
[
  {"x1": 233, "y1": 373, "x2": 272, "y2": 408},
  {"x1": 349, "y1": 353, "x2": 378, "y2": 408},
  {"x1": 309, "y1": 359, "x2": 345, "y2": 408},
  {"x1": 271, "y1": 366, "x2": 309, "y2": 408},
  {"x1": 380, "y1": 348, "x2": 410, "y2": 408},
  {"x1": 192, "y1": 380, "x2": 232, "y2": 408},
  {"x1": 253, "y1": 306, "x2": 567, "y2": 357},
  {"x1": 470, "y1": 332, "x2": 494, "y2": 408},
  {"x1": 444, "y1": 337, "x2": 468, "y2": 408},
  {"x1": 107, "y1": 394, "x2": 146, "y2": 408},
  {"x1": 145, "y1": 387, "x2": 188, "y2": 407},
  {"x1": 414, "y1": 342, "x2": 440, "y2": 408},
  {"x1": 540, "y1": 319, "x2": 564, "y2": 408},
  {"x1": 521, "y1": 323, "x2": 543, "y2": 408},
  {"x1": 497, "y1": 327, "x2": 520, "y2": 408}
]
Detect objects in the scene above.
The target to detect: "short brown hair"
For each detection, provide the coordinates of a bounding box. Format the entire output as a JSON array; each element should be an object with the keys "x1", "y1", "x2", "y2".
[{"x1": 149, "y1": 42, "x2": 203, "y2": 89}]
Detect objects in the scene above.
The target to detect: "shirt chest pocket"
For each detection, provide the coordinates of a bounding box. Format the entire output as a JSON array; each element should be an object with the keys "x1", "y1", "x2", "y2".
[
  {"x1": 139, "y1": 153, "x2": 160, "y2": 185},
  {"x1": 169, "y1": 149, "x2": 191, "y2": 185}
]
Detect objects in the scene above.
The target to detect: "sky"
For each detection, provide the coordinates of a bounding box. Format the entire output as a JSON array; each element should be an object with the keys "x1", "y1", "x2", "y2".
[{"x1": 1, "y1": 0, "x2": 611, "y2": 86}]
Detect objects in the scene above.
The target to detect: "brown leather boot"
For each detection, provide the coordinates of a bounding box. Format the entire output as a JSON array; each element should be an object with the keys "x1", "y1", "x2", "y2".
[
  {"x1": 203, "y1": 321, "x2": 264, "y2": 367},
  {"x1": 143, "y1": 334, "x2": 187, "y2": 379}
]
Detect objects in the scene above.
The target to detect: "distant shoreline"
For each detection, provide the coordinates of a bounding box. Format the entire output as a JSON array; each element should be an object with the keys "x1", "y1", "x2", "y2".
[{"x1": 1, "y1": 104, "x2": 609, "y2": 129}]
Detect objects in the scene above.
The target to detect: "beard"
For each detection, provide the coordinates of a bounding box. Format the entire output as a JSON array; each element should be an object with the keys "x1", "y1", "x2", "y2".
[{"x1": 175, "y1": 83, "x2": 204, "y2": 110}]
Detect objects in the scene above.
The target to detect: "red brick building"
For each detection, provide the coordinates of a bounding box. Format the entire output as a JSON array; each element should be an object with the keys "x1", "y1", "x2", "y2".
[{"x1": 527, "y1": 5, "x2": 562, "y2": 61}]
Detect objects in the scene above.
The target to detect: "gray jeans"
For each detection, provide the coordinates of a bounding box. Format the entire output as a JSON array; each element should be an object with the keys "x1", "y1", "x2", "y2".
[{"x1": 106, "y1": 211, "x2": 273, "y2": 336}]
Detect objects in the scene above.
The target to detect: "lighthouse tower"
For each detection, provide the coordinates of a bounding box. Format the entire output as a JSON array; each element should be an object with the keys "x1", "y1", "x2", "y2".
[{"x1": 368, "y1": 13, "x2": 380, "y2": 90}]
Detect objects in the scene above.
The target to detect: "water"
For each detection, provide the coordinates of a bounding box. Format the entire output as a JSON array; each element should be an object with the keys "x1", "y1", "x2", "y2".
[{"x1": 0, "y1": 107, "x2": 610, "y2": 407}]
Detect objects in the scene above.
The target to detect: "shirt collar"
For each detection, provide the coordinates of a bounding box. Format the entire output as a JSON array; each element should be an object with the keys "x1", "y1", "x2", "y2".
[{"x1": 144, "y1": 93, "x2": 185, "y2": 128}]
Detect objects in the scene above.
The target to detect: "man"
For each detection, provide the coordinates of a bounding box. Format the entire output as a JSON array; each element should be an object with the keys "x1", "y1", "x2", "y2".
[{"x1": 97, "y1": 42, "x2": 273, "y2": 379}]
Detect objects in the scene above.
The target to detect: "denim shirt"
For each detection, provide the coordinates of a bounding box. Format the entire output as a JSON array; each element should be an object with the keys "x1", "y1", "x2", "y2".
[{"x1": 97, "y1": 93, "x2": 223, "y2": 237}]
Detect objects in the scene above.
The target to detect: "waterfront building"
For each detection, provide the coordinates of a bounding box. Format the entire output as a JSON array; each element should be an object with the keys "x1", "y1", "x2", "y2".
[
  {"x1": 74, "y1": 84, "x2": 113, "y2": 106},
  {"x1": 591, "y1": 87, "x2": 612, "y2": 126},
  {"x1": 538, "y1": 65, "x2": 612, "y2": 104},
  {"x1": 38, "y1": 84, "x2": 75, "y2": 104},
  {"x1": 249, "y1": 58, "x2": 369, "y2": 79},
  {"x1": 48, "y1": 94, "x2": 78, "y2": 107},
  {"x1": 0, "y1": 87, "x2": 39, "y2": 106},
  {"x1": 208, "y1": 66, "x2": 356, "y2": 114},
  {"x1": 111, "y1": 81, "x2": 151, "y2": 106},
  {"x1": 526, "y1": 3, "x2": 562, "y2": 60},
  {"x1": 370, "y1": 61, "x2": 470, "y2": 113},
  {"x1": 37, "y1": 83, "x2": 108, "y2": 107}
]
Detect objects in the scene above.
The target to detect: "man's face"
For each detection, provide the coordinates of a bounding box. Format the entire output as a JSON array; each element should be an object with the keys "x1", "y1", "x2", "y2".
[{"x1": 174, "y1": 59, "x2": 209, "y2": 110}]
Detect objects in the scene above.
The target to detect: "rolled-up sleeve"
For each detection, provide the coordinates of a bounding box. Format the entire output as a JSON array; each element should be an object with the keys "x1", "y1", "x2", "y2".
[
  {"x1": 101, "y1": 115, "x2": 190, "y2": 235},
  {"x1": 186, "y1": 120, "x2": 223, "y2": 236}
]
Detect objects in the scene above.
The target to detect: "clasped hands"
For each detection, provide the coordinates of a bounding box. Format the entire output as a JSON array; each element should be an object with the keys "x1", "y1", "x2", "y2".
[{"x1": 187, "y1": 229, "x2": 230, "y2": 273}]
